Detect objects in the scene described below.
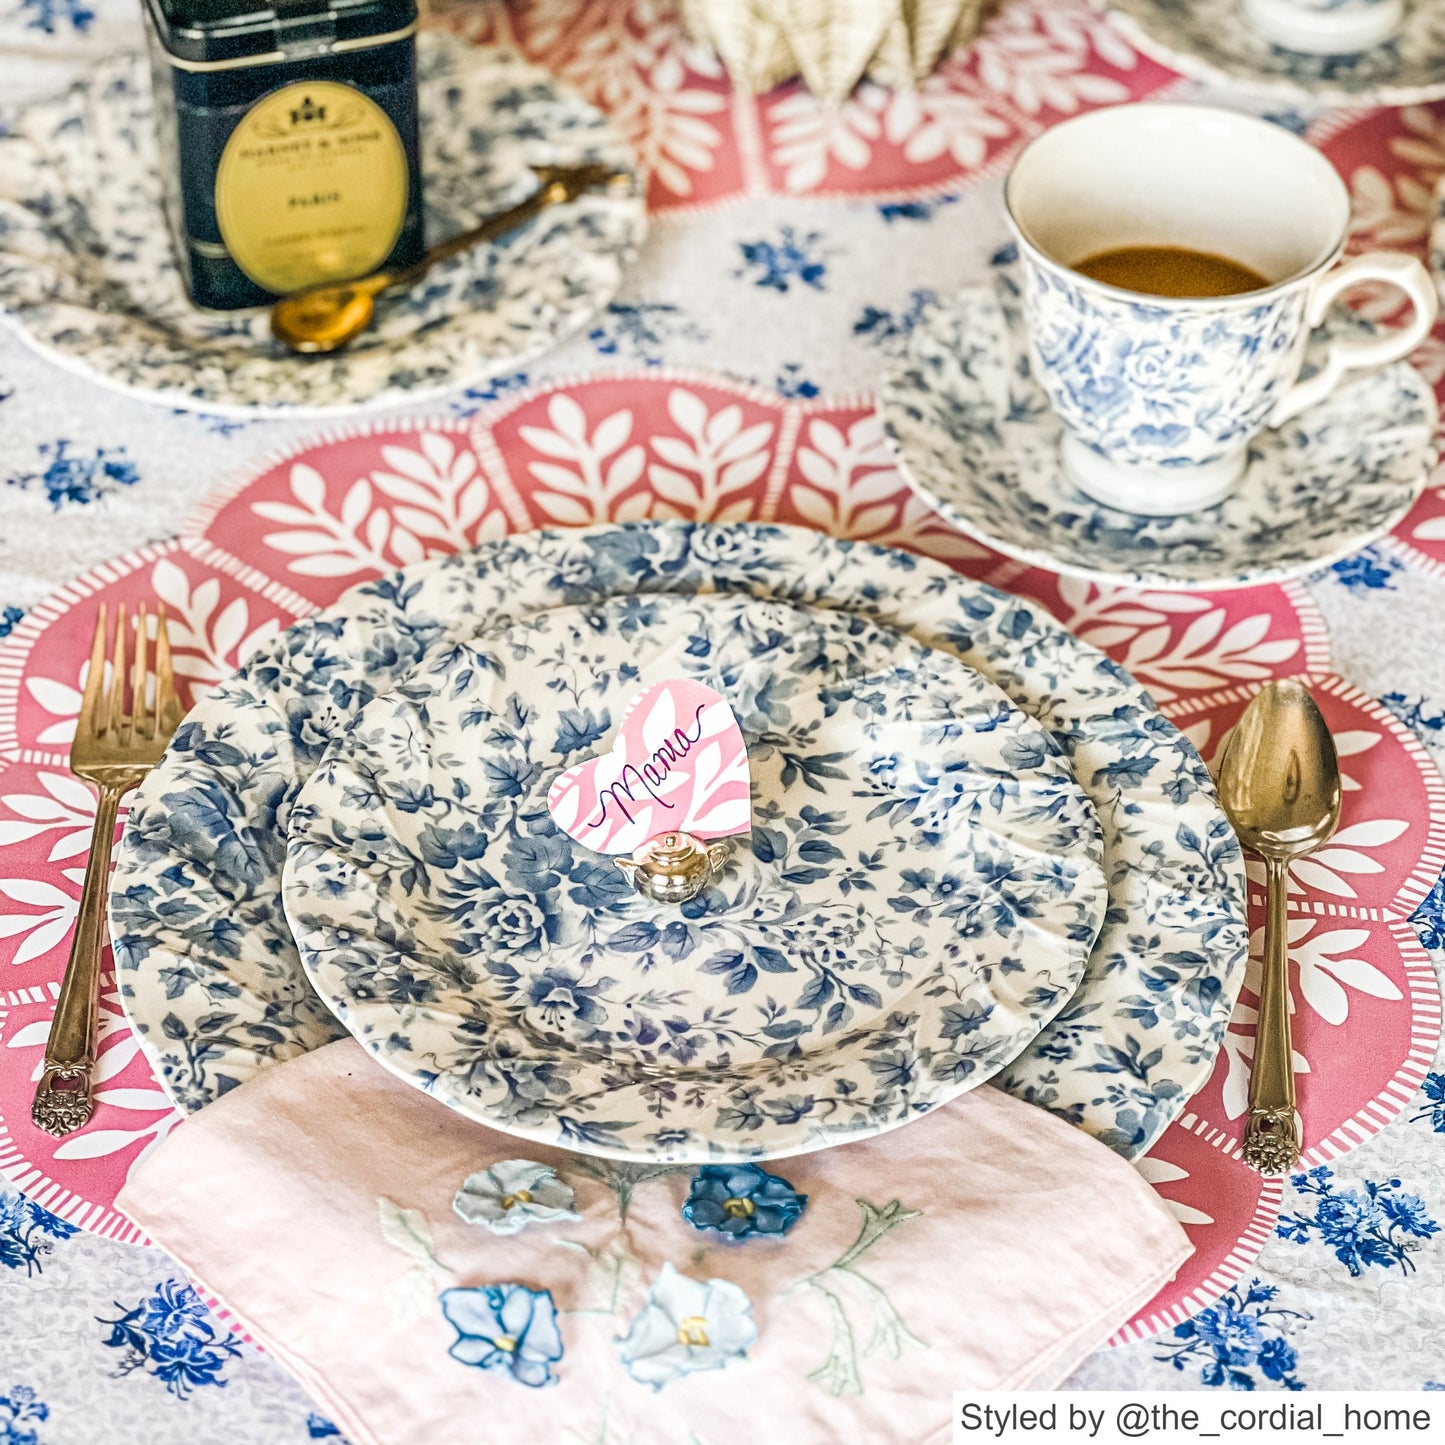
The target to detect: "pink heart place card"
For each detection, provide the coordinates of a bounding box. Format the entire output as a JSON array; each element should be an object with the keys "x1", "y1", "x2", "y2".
[{"x1": 546, "y1": 679, "x2": 752, "y2": 859}]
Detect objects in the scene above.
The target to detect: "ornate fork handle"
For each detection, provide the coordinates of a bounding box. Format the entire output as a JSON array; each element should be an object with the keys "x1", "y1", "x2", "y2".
[
  {"x1": 31, "y1": 781, "x2": 131, "y2": 1138},
  {"x1": 1243, "y1": 854, "x2": 1301, "y2": 1175}
]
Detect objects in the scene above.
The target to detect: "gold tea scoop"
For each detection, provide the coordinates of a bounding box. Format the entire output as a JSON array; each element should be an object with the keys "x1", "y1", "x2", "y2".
[
  {"x1": 270, "y1": 163, "x2": 633, "y2": 354},
  {"x1": 1217, "y1": 679, "x2": 1342, "y2": 1175},
  {"x1": 616, "y1": 832, "x2": 731, "y2": 906}
]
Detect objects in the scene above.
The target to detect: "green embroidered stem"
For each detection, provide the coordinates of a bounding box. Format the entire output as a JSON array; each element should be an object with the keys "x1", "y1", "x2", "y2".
[
  {"x1": 377, "y1": 1197, "x2": 451, "y2": 1274},
  {"x1": 831, "y1": 1198, "x2": 922, "y2": 1271},
  {"x1": 787, "y1": 1197, "x2": 925, "y2": 1397},
  {"x1": 849, "y1": 1268, "x2": 924, "y2": 1361},
  {"x1": 803, "y1": 1281, "x2": 864, "y2": 1397},
  {"x1": 569, "y1": 1158, "x2": 691, "y2": 1223}
]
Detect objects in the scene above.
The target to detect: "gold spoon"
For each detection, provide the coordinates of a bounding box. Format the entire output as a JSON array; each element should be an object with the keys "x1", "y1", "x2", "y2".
[
  {"x1": 270, "y1": 162, "x2": 633, "y2": 355},
  {"x1": 1217, "y1": 679, "x2": 1342, "y2": 1175}
]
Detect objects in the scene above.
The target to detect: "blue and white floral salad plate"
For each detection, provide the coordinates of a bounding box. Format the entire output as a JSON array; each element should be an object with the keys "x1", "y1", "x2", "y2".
[
  {"x1": 0, "y1": 34, "x2": 645, "y2": 415},
  {"x1": 1096, "y1": 0, "x2": 1445, "y2": 103},
  {"x1": 280, "y1": 593, "x2": 1109, "y2": 1160},
  {"x1": 881, "y1": 274, "x2": 1438, "y2": 590},
  {"x1": 111, "y1": 521, "x2": 1249, "y2": 1160}
]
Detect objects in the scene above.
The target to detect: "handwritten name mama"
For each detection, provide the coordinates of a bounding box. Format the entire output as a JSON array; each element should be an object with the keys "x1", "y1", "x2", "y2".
[{"x1": 587, "y1": 703, "x2": 708, "y2": 828}]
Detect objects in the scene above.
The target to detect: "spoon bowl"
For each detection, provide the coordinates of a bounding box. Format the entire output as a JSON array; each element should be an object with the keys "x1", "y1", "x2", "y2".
[
  {"x1": 1218, "y1": 679, "x2": 1342, "y2": 857},
  {"x1": 271, "y1": 281, "x2": 380, "y2": 355}
]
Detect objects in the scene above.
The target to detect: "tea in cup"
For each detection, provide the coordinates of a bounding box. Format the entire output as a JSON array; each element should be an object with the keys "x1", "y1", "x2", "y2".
[
  {"x1": 1243, "y1": 0, "x2": 1403, "y2": 56},
  {"x1": 1003, "y1": 102, "x2": 1437, "y2": 517}
]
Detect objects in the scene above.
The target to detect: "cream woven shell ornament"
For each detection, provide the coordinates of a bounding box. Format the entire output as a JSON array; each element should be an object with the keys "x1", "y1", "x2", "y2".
[{"x1": 680, "y1": 0, "x2": 988, "y2": 102}]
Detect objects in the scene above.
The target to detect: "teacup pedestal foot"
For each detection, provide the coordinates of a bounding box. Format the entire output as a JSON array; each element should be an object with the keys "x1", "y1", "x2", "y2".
[
  {"x1": 1060, "y1": 433, "x2": 1245, "y2": 518},
  {"x1": 1242, "y1": 0, "x2": 1402, "y2": 55}
]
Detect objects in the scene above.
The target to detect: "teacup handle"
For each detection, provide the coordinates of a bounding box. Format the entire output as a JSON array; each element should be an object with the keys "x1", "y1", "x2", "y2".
[{"x1": 1269, "y1": 251, "x2": 1438, "y2": 427}]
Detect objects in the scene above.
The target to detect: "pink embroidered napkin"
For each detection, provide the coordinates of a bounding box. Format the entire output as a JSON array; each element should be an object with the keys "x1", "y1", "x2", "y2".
[{"x1": 118, "y1": 1040, "x2": 1191, "y2": 1445}]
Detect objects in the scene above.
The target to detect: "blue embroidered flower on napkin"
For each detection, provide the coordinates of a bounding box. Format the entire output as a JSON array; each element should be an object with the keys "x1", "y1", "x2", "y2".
[{"x1": 682, "y1": 1164, "x2": 806, "y2": 1240}]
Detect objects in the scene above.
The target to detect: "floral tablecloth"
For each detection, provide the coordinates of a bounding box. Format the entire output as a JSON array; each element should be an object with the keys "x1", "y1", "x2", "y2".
[{"x1": 3, "y1": 1, "x2": 1445, "y2": 1440}]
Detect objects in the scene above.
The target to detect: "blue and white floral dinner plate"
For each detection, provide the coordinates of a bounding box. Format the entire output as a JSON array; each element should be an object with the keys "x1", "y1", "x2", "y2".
[
  {"x1": 281, "y1": 593, "x2": 1109, "y2": 1160},
  {"x1": 0, "y1": 34, "x2": 645, "y2": 415},
  {"x1": 1096, "y1": 0, "x2": 1445, "y2": 103},
  {"x1": 881, "y1": 273, "x2": 1438, "y2": 590},
  {"x1": 111, "y1": 521, "x2": 1249, "y2": 1160}
]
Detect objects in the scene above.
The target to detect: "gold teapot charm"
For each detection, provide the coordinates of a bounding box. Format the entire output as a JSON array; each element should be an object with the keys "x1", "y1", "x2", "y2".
[{"x1": 615, "y1": 831, "x2": 731, "y2": 905}]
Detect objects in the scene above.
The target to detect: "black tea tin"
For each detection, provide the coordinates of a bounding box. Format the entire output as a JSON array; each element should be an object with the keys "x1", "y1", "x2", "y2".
[{"x1": 143, "y1": 0, "x2": 425, "y2": 311}]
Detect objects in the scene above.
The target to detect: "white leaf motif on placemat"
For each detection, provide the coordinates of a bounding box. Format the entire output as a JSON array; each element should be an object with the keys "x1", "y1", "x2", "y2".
[
  {"x1": 1055, "y1": 580, "x2": 1298, "y2": 703},
  {"x1": 1244, "y1": 919, "x2": 1403, "y2": 1028},
  {"x1": 648, "y1": 389, "x2": 771, "y2": 522},
  {"x1": 0, "y1": 771, "x2": 97, "y2": 861},
  {"x1": 1133, "y1": 1157, "x2": 1214, "y2": 1229},
  {"x1": 149, "y1": 560, "x2": 279, "y2": 699},
  {"x1": 521, "y1": 395, "x2": 648, "y2": 524},
  {"x1": 0, "y1": 868, "x2": 82, "y2": 967}
]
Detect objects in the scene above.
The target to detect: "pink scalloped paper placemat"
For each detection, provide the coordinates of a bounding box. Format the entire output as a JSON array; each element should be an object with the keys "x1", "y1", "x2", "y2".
[
  {"x1": 442, "y1": 0, "x2": 1182, "y2": 216},
  {"x1": 0, "y1": 372, "x2": 1439, "y2": 1343}
]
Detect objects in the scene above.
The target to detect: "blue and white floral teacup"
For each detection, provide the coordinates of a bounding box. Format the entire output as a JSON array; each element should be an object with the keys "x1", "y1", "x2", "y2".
[
  {"x1": 1004, "y1": 102, "x2": 1437, "y2": 517},
  {"x1": 1243, "y1": 0, "x2": 1402, "y2": 56}
]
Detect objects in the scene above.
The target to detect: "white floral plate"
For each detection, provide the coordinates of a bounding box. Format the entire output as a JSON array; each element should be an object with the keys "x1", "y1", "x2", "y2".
[
  {"x1": 281, "y1": 593, "x2": 1108, "y2": 1160},
  {"x1": 881, "y1": 271, "x2": 1438, "y2": 590},
  {"x1": 111, "y1": 521, "x2": 1249, "y2": 1159},
  {"x1": 1097, "y1": 0, "x2": 1445, "y2": 103},
  {"x1": 0, "y1": 33, "x2": 645, "y2": 416}
]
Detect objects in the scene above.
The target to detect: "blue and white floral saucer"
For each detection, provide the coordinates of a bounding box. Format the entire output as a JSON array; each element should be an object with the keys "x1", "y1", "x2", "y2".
[
  {"x1": 881, "y1": 278, "x2": 1437, "y2": 590},
  {"x1": 1097, "y1": 0, "x2": 1445, "y2": 103},
  {"x1": 281, "y1": 593, "x2": 1108, "y2": 1161},
  {"x1": 0, "y1": 34, "x2": 644, "y2": 415},
  {"x1": 1430, "y1": 177, "x2": 1445, "y2": 305},
  {"x1": 112, "y1": 521, "x2": 1248, "y2": 1160}
]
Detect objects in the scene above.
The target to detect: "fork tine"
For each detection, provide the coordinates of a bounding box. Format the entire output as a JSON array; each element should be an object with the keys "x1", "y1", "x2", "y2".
[
  {"x1": 132, "y1": 606, "x2": 150, "y2": 740},
  {"x1": 79, "y1": 605, "x2": 108, "y2": 738},
  {"x1": 154, "y1": 607, "x2": 178, "y2": 731},
  {"x1": 109, "y1": 604, "x2": 128, "y2": 742}
]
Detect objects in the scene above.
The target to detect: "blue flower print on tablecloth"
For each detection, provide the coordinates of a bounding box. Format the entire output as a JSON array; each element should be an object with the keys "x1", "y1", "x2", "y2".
[
  {"x1": 1330, "y1": 546, "x2": 1402, "y2": 592},
  {"x1": 1381, "y1": 692, "x2": 1445, "y2": 751},
  {"x1": 453, "y1": 1161, "x2": 581, "y2": 1235},
  {"x1": 1410, "y1": 875, "x2": 1445, "y2": 951},
  {"x1": 773, "y1": 363, "x2": 819, "y2": 398},
  {"x1": 305, "y1": 1415, "x2": 342, "y2": 1439},
  {"x1": 12, "y1": 0, "x2": 93, "y2": 33},
  {"x1": 0, "y1": 1385, "x2": 48, "y2": 1445},
  {"x1": 6, "y1": 442, "x2": 138, "y2": 509},
  {"x1": 878, "y1": 195, "x2": 957, "y2": 223},
  {"x1": 1154, "y1": 1281, "x2": 1310, "y2": 1390},
  {"x1": 682, "y1": 1164, "x2": 807, "y2": 1240},
  {"x1": 1411, "y1": 1075, "x2": 1445, "y2": 1132},
  {"x1": 1278, "y1": 1168, "x2": 1440, "y2": 1276},
  {"x1": 736, "y1": 227, "x2": 827, "y2": 292},
  {"x1": 588, "y1": 302, "x2": 706, "y2": 365},
  {"x1": 618, "y1": 1264, "x2": 756, "y2": 1390},
  {"x1": 0, "y1": 606, "x2": 20, "y2": 639},
  {"x1": 0, "y1": 1189, "x2": 76, "y2": 1276},
  {"x1": 440, "y1": 1284, "x2": 562, "y2": 1387},
  {"x1": 97, "y1": 1280, "x2": 245, "y2": 1399}
]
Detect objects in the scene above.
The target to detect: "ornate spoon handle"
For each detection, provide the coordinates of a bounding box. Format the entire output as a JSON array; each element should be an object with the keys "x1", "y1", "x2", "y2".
[{"x1": 1243, "y1": 855, "x2": 1301, "y2": 1174}]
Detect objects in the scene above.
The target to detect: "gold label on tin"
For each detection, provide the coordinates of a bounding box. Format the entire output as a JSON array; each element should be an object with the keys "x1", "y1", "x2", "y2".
[{"x1": 215, "y1": 80, "x2": 408, "y2": 295}]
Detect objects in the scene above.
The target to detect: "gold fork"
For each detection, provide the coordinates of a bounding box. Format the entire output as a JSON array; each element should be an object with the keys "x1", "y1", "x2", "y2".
[{"x1": 31, "y1": 604, "x2": 183, "y2": 1138}]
